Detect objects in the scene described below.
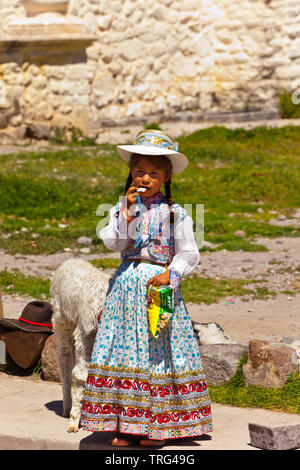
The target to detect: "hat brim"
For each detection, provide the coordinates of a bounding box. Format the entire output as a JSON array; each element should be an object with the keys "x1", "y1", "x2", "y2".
[
  {"x1": 116, "y1": 145, "x2": 189, "y2": 174},
  {"x1": 0, "y1": 318, "x2": 53, "y2": 334}
]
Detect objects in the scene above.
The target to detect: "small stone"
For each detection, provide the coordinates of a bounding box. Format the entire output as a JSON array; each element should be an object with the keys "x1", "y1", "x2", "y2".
[
  {"x1": 277, "y1": 215, "x2": 286, "y2": 221},
  {"x1": 21, "y1": 227, "x2": 28, "y2": 232},
  {"x1": 281, "y1": 336, "x2": 295, "y2": 344},
  {"x1": 80, "y1": 247, "x2": 91, "y2": 254},
  {"x1": 58, "y1": 224, "x2": 68, "y2": 228},
  {"x1": 63, "y1": 247, "x2": 71, "y2": 252},
  {"x1": 234, "y1": 230, "x2": 246, "y2": 238},
  {"x1": 77, "y1": 236, "x2": 93, "y2": 246},
  {"x1": 202, "y1": 240, "x2": 217, "y2": 248}
]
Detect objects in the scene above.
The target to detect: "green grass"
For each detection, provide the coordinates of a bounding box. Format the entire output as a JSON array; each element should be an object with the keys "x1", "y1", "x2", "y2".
[
  {"x1": 90, "y1": 258, "x2": 121, "y2": 269},
  {"x1": 0, "y1": 125, "x2": 300, "y2": 255},
  {"x1": 181, "y1": 275, "x2": 276, "y2": 304},
  {"x1": 209, "y1": 355, "x2": 300, "y2": 414},
  {"x1": 0, "y1": 266, "x2": 277, "y2": 304},
  {"x1": 0, "y1": 269, "x2": 50, "y2": 299}
]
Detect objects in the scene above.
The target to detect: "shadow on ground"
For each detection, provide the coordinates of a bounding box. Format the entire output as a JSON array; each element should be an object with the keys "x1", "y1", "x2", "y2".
[
  {"x1": 78, "y1": 432, "x2": 211, "y2": 450},
  {"x1": 45, "y1": 399, "x2": 64, "y2": 418}
]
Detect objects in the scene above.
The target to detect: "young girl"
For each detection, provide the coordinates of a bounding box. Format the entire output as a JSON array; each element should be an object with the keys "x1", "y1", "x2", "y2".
[{"x1": 80, "y1": 130, "x2": 212, "y2": 447}]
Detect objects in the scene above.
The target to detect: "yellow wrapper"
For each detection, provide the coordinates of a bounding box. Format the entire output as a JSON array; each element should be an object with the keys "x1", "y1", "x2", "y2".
[{"x1": 147, "y1": 285, "x2": 174, "y2": 338}]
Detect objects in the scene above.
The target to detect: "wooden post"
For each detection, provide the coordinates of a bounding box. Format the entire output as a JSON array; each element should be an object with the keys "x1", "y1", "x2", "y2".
[{"x1": 0, "y1": 288, "x2": 3, "y2": 318}]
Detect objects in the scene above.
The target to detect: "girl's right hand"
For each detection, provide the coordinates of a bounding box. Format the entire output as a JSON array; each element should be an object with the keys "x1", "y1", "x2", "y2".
[{"x1": 126, "y1": 186, "x2": 139, "y2": 208}]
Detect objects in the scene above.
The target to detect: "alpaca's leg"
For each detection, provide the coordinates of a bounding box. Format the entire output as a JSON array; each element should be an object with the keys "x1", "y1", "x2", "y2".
[
  {"x1": 55, "y1": 330, "x2": 74, "y2": 419},
  {"x1": 67, "y1": 327, "x2": 95, "y2": 433}
]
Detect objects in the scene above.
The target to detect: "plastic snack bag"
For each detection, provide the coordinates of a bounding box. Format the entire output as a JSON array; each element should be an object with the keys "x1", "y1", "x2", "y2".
[{"x1": 147, "y1": 284, "x2": 174, "y2": 338}]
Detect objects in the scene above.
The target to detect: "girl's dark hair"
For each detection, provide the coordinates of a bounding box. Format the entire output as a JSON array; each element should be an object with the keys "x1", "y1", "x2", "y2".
[{"x1": 124, "y1": 153, "x2": 174, "y2": 206}]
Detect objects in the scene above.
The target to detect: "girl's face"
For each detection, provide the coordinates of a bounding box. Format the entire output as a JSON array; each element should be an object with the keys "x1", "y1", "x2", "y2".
[{"x1": 131, "y1": 157, "x2": 170, "y2": 198}]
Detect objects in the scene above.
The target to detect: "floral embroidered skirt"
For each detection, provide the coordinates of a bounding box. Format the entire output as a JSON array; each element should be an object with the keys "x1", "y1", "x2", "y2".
[{"x1": 80, "y1": 261, "x2": 213, "y2": 440}]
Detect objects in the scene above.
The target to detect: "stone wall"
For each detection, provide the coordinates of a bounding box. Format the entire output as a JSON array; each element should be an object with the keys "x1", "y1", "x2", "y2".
[{"x1": 0, "y1": 0, "x2": 299, "y2": 136}]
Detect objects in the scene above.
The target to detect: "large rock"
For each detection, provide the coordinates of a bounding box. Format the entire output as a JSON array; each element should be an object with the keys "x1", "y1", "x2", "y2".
[
  {"x1": 243, "y1": 339, "x2": 298, "y2": 389},
  {"x1": 199, "y1": 343, "x2": 248, "y2": 385},
  {"x1": 41, "y1": 333, "x2": 61, "y2": 383}
]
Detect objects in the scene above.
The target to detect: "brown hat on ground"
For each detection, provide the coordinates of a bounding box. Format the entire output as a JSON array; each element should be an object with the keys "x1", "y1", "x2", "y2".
[
  {"x1": 0, "y1": 301, "x2": 53, "y2": 369},
  {"x1": 0, "y1": 301, "x2": 53, "y2": 334}
]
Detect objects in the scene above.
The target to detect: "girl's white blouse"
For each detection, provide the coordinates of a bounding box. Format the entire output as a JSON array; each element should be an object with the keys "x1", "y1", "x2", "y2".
[{"x1": 99, "y1": 204, "x2": 200, "y2": 277}]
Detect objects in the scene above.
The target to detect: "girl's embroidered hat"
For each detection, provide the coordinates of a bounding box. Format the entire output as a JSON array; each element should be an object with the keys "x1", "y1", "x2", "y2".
[{"x1": 116, "y1": 129, "x2": 189, "y2": 174}]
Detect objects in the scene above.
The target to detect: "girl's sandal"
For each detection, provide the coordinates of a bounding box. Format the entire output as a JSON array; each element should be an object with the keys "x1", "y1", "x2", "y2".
[
  {"x1": 139, "y1": 438, "x2": 166, "y2": 447},
  {"x1": 109, "y1": 433, "x2": 133, "y2": 446}
]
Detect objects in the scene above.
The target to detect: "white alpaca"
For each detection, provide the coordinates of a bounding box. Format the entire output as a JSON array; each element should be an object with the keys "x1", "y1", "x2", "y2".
[{"x1": 50, "y1": 258, "x2": 110, "y2": 433}]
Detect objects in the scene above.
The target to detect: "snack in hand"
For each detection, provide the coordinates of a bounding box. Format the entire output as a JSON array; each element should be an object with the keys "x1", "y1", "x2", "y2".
[{"x1": 147, "y1": 284, "x2": 174, "y2": 338}]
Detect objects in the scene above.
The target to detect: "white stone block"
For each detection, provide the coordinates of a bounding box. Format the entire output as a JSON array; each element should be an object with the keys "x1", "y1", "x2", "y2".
[
  {"x1": 32, "y1": 76, "x2": 47, "y2": 89},
  {"x1": 150, "y1": 6, "x2": 167, "y2": 21},
  {"x1": 276, "y1": 65, "x2": 300, "y2": 79},
  {"x1": 123, "y1": 3, "x2": 135, "y2": 17},
  {"x1": 249, "y1": 423, "x2": 300, "y2": 450},
  {"x1": 126, "y1": 102, "x2": 142, "y2": 117},
  {"x1": 97, "y1": 0, "x2": 110, "y2": 15},
  {"x1": 97, "y1": 15, "x2": 112, "y2": 31},
  {"x1": 66, "y1": 64, "x2": 92, "y2": 81},
  {"x1": 189, "y1": 34, "x2": 211, "y2": 56},
  {"x1": 45, "y1": 66, "x2": 65, "y2": 80},
  {"x1": 111, "y1": 1, "x2": 122, "y2": 13},
  {"x1": 112, "y1": 18, "x2": 128, "y2": 32},
  {"x1": 214, "y1": 53, "x2": 235, "y2": 66},
  {"x1": 233, "y1": 53, "x2": 250, "y2": 64},
  {"x1": 289, "y1": 49, "x2": 300, "y2": 59},
  {"x1": 119, "y1": 39, "x2": 143, "y2": 61}
]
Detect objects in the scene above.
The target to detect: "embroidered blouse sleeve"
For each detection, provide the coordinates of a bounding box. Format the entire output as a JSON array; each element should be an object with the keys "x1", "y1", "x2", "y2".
[
  {"x1": 168, "y1": 211, "x2": 200, "y2": 278},
  {"x1": 99, "y1": 202, "x2": 132, "y2": 252}
]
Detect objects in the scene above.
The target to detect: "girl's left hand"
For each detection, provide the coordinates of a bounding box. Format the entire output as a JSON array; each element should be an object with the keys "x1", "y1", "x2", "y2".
[{"x1": 147, "y1": 270, "x2": 170, "y2": 289}]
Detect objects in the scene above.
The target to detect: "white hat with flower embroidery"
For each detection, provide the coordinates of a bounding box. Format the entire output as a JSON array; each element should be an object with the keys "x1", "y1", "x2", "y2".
[{"x1": 116, "y1": 129, "x2": 189, "y2": 174}]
